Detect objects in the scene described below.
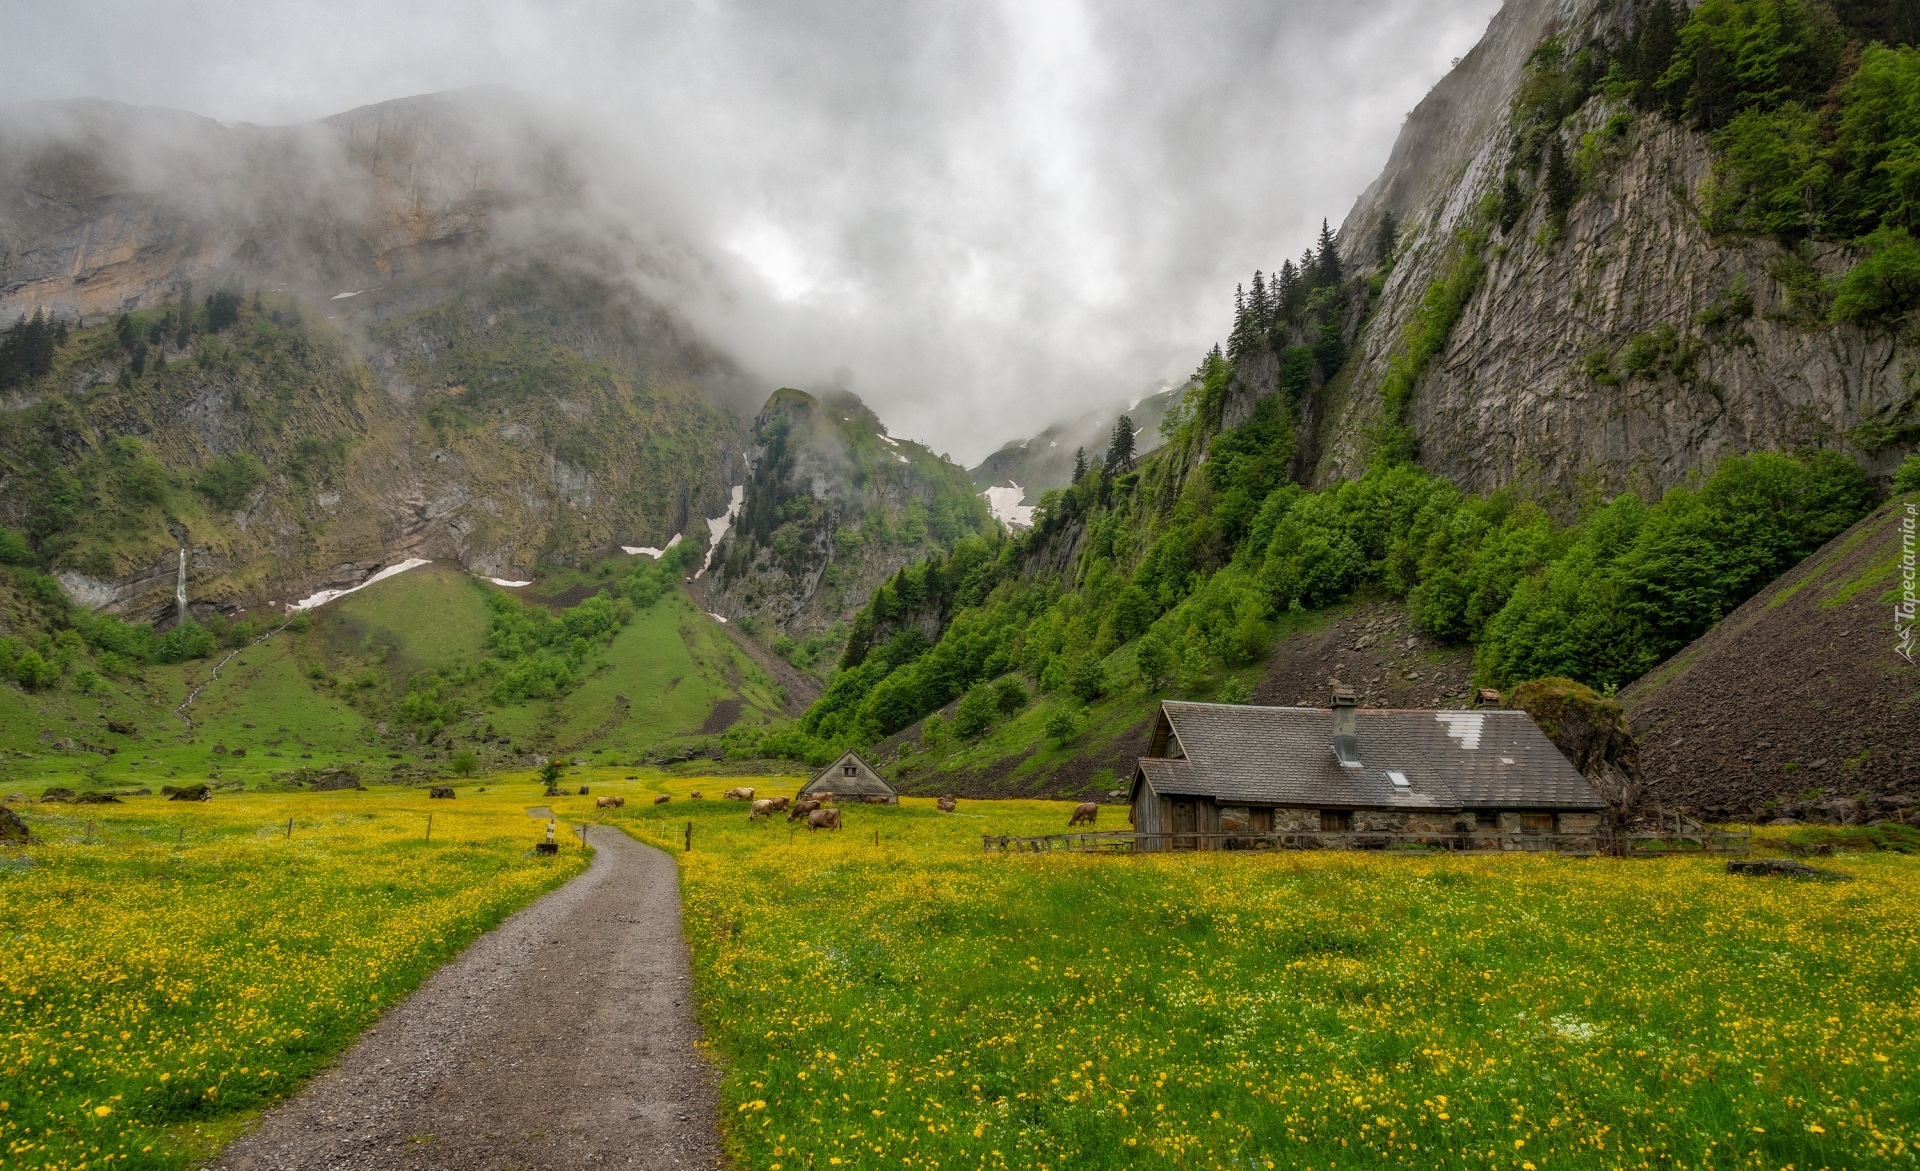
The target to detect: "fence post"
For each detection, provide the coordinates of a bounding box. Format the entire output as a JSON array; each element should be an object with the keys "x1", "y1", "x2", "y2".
[
  {"x1": 85, "y1": 820, "x2": 93, "y2": 844},
  {"x1": 286, "y1": 817, "x2": 293, "y2": 840},
  {"x1": 685, "y1": 821, "x2": 692, "y2": 852},
  {"x1": 426, "y1": 813, "x2": 432, "y2": 843}
]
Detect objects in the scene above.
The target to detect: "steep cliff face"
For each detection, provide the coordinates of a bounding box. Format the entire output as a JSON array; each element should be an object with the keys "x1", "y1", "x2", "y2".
[
  {"x1": 0, "y1": 93, "x2": 754, "y2": 617},
  {"x1": 1241, "y1": 0, "x2": 1920, "y2": 506},
  {"x1": 710, "y1": 389, "x2": 993, "y2": 637}
]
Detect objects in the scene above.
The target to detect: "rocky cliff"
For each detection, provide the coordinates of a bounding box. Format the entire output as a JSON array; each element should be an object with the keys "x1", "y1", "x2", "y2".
[{"x1": 1225, "y1": 0, "x2": 1919, "y2": 507}]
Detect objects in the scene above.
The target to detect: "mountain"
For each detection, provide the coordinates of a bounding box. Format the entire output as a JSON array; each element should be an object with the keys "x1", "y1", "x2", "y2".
[
  {"x1": 707, "y1": 389, "x2": 993, "y2": 646},
  {"x1": 1285, "y1": 0, "x2": 1915, "y2": 502},
  {"x1": 737, "y1": 0, "x2": 1917, "y2": 809},
  {"x1": 0, "y1": 93, "x2": 753, "y2": 619},
  {"x1": 968, "y1": 384, "x2": 1186, "y2": 517}
]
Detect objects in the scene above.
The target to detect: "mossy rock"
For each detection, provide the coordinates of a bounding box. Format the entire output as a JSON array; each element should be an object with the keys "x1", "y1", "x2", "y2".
[{"x1": 1508, "y1": 677, "x2": 1642, "y2": 811}]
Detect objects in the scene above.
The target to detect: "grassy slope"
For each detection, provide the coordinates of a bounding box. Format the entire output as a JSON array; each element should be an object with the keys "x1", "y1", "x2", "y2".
[
  {"x1": 583, "y1": 782, "x2": 1920, "y2": 1171},
  {"x1": 0, "y1": 565, "x2": 788, "y2": 794}
]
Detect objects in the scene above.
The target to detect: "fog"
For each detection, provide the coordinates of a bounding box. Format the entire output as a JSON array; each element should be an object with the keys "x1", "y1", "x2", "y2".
[{"x1": 0, "y1": 0, "x2": 1501, "y2": 463}]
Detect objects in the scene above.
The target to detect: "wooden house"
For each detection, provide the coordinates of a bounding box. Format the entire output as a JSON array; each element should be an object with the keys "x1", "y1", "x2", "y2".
[
  {"x1": 1129, "y1": 690, "x2": 1606, "y2": 851},
  {"x1": 801, "y1": 749, "x2": 898, "y2": 804}
]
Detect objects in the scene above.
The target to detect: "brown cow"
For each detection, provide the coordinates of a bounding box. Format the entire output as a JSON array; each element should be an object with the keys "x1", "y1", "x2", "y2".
[
  {"x1": 807, "y1": 808, "x2": 842, "y2": 831},
  {"x1": 653, "y1": 794, "x2": 671, "y2": 805},
  {"x1": 813, "y1": 791, "x2": 836, "y2": 805},
  {"x1": 595, "y1": 795, "x2": 626, "y2": 809},
  {"x1": 1068, "y1": 802, "x2": 1099, "y2": 827},
  {"x1": 723, "y1": 787, "x2": 755, "y2": 801},
  {"x1": 689, "y1": 790, "x2": 703, "y2": 799},
  {"x1": 787, "y1": 798, "x2": 820, "y2": 822},
  {"x1": 765, "y1": 796, "x2": 791, "y2": 812},
  {"x1": 937, "y1": 794, "x2": 956, "y2": 813},
  {"x1": 749, "y1": 798, "x2": 776, "y2": 821}
]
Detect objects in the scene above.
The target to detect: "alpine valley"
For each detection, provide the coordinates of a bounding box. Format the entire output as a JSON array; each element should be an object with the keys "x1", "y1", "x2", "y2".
[{"x1": 3, "y1": 0, "x2": 1916, "y2": 825}]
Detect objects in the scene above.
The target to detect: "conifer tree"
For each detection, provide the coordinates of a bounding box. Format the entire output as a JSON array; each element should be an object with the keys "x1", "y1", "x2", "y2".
[
  {"x1": 1498, "y1": 173, "x2": 1527, "y2": 234},
  {"x1": 1250, "y1": 270, "x2": 1269, "y2": 326},
  {"x1": 1106, "y1": 415, "x2": 1136, "y2": 472},
  {"x1": 1374, "y1": 211, "x2": 1397, "y2": 266},
  {"x1": 1633, "y1": 0, "x2": 1679, "y2": 112},
  {"x1": 1072, "y1": 446, "x2": 1088, "y2": 483},
  {"x1": 1545, "y1": 137, "x2": 1577, "y2": 219},
  {"x1": 1228, "y1": 283, "x2": 1250, "y2": 361},
  {"x1": 1313, "y1": 219, "x2": 1342, "y2": 288},
  {"x1": 1274, "y1": 259, "x2": 1300, "y2": 324}
]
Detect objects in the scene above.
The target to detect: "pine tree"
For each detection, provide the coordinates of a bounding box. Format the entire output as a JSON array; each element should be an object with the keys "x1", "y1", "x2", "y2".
[
  {"x1": 1228, "y1": 283, "x2": 1250, "y2": 361},
  {"x1": 1106, "y1": 415, "x2": 1136, "y2": 471},
  {"x1": 1274, "y1": 259, "x2": 1301, "y2": 324},
  {"x1": 1072, "y1": 446, "x2": 1088, "y2": 483},
  {"x1": 1249, "y1": 270, "x2": 1269, "y2": 325},
  {"x1": 1683, "y1": 36, "x2": 1736, "y2": 130},
  {"x1": 1313, "y1": 219, "x2": 1343, "y2": 288},
  {"x1": 1498, "y1": 173, "x2": 1528, "y2": 234},
  {"x1": 1374, "y1": 211, "x2": 1398, "y2": 267},
  {"x1": 1633, "y1": 0, "x2": 1679, "y2": 112},
  {"x1": 1545, "y1": 137, "x2": 1577, "y2": 218}
]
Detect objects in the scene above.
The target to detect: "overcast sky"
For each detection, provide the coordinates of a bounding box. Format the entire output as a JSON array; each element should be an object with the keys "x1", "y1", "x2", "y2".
[{"x1": 0, "y1": 0, "x2": 1501, "y2": 463}]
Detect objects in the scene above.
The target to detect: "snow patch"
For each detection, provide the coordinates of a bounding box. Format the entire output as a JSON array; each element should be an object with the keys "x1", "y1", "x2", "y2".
[
  {"x1": 622, "y1": 533, "x2": 683, "y2": 558},
  {"x1": 707, "y1": 611, "x2": 729, "y2": 624},
  {"x1": 877, "y1": 433, "x2": 899, "y2": 447},
  {"x1": 289, "y1": 559, "x2": 431, "y2": 611},
  {"x1": 983, "y1": 484, "x2": 1034, "y2": 528},
  {"x1": 695, "y1": 486, "x2": 746, "y2": 578},
  {"x1": 894, "y1": 453, "x2": 910, "y2": 464},
  {"x1": 330, "y1": 290, "x2": 362, "y2": 300},
  {"x1": 476, "y1": 574, "x2": 532, "y2": 588}
]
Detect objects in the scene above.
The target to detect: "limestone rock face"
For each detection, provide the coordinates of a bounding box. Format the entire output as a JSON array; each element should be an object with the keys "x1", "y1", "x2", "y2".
[{"x1": 1230, "y1": 0, "x2": 1916, "y2": 506}]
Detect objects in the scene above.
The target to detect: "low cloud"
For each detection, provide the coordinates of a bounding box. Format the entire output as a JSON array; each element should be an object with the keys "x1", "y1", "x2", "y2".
[{"x1": 0, "y1": 0, "x2": 1500, "y2": 461}]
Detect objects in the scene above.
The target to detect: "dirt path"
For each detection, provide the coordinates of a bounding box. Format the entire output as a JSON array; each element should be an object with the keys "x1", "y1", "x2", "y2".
[{"x1": 213, "y1": 826, "x2": 718, "y2": 1171}]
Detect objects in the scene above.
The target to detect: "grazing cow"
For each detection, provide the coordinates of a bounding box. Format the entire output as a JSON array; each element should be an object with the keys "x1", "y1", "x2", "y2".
[
  {"x1": 689, "y1": 790, "x2": 703, "y2": 799},
  {"x1": 1068, "y1": 802, "x2": 1099, "y2": 827},
  {"x1": 653, "y1": 794, "x2": 671, "y2": 805},
  {"x1": 937, "y1": 794, "x2": 956, "y2": 813},
  {"x1": 595, "y1": 795, "x2": 626, "y2": 809},
  {"x1": 749, "y1": 798, "x2": 776, "y2": 821},
  {"x1": 723, "y1": 787, "x2": 755, "y2": 801},
  {"x1": 765, "y1": 796, "x2": 791, "y2": 812},
  {"x1": 813, "y1": 791, "x2": 836, "y2": 805},
  {"x1": 807, "y1": 808, "x2": 842, "y2": 832},
  {"x1": 788, "y1": 798, "x2": 821, "y2": 823},
  {"x1": 429, "y1": 786, "x2": 456, "y2": 799}
]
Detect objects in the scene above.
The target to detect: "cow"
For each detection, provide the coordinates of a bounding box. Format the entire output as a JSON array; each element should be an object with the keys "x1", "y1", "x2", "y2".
[
  {"x1": 788, "y1": 798, "x2": 821, "y2": 823},
  {"x1": 723, "y1": 787, "x2": 755, "y2": 801},
  {"x1": 688, "y1": 790, "x2": 703, "y2": 799},
  {"x1": 749, "y1": 798, "x2": 776, "y2": 821},
  {"x1": 807, "y1": 808, "x2": 842, "y2": 831},
  {"x1": 1068, "y1": 802, "x2": 1099, "y2": 827},
  {"x1": 937, "y1": 794, "x2": 956, "y2": 813},
  {"x1": 653, "y1": 794, "x2": 671, "y2": 805},
  {"x1": 595, "y1": 795, "x2": 626, "y2": 809},
  {"x1": 765, "y1": 796, "x2": 791, "y2": 812},
  {"x1": 812, "y1": 791, "x2": 836, "y2": 805}
]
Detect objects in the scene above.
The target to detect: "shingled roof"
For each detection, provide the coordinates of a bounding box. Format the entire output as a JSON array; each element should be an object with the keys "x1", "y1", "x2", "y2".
[{"x1": 1134, "y1": 701, "x2": 1603, "y2": 810}]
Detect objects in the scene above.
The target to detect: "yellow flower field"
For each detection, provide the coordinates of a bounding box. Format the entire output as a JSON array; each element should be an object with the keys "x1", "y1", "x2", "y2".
[
  {"x1": 593, "y1": 779, "x2": 1920, "y2": 1171},
  {"x1": 0, "y1": 786, "x2": 586, "y2": 1171}
]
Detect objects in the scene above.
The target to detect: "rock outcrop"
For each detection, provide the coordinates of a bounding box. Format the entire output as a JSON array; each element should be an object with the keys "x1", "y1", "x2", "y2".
[{"x1": 1506, "y1": 676, "x2": 1643, "y2": 814}]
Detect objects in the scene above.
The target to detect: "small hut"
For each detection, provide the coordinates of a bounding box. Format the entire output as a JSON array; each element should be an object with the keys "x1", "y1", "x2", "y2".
[{"x1": 801, "y1": 749, "x2": 897, "y2": 804}]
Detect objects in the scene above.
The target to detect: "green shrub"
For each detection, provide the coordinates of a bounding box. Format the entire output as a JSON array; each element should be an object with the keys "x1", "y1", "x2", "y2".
[
  {"x1": 1895, "y1": 454, "x2": 1920, "y2": 493},
  {"x1": 450, "y1": 750, "x2": 479, "y2": 777},
  {"x1": 12, "y1": 649, "x2": 57, "y2": 690},
  {"x1": 953, "y1": 685, "x2": 998, "y2": 739},
  {"x1": 152, "y1": 619, "x2": 217, "y2": 663},
  {"x1": 1832, "y1": 226, "x2": 1920, "y2": 324},
  {"x1": 991, "y1": 676, "x2": 1028, "y2": 715},
  {"x1": 1043, "y1": 706, "x2": 1081, "y2": 746},
  {"x1": 196, "y1": 452, "x2": 266, "y2": 510}
]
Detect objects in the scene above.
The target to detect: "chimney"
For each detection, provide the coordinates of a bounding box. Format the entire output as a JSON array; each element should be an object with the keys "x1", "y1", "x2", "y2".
[{"x1": 1331, "y1": 685, "x2": 1361, "y2": 769}]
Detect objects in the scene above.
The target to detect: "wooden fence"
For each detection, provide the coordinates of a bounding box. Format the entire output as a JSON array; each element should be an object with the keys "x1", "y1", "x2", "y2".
[{"x1": 982, "y1": 827, "x2": 1749, "y2": 857}]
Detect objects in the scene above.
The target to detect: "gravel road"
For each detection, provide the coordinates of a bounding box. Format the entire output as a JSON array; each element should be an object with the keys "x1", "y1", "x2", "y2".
[{"x1": 213, "y1": 823, "x2": 718, "y2": 1170}]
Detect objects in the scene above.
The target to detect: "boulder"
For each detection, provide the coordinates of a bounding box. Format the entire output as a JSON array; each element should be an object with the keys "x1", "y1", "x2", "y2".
[
  {"x1": 429, "y1": 786, "x2": 456, "y2": 799},
  {"x1": 74, "y1": 793, "x2": 122, "y2": 804},
  {"x1": 40, "y1": 787, "x2": 76, "y2": 803},
  {"x1": 0, "y1": 805, "x2": 35, "y2": 843},
  {"x1": 106, "y1": 720, "x2": 137, "y2": 736},
  {"x1": 168, "y1": 784, "x2": 212, "y2": 802},
  {"x1": 1507, "y1": 678, "x2": 1643, "y2": 813},
  {"x1": 1728, "y1": 858, "x2": 1846, "y2": 880},
  {"x1": 1810, "y1": 797, "x2": 1863, "y2": 826}
]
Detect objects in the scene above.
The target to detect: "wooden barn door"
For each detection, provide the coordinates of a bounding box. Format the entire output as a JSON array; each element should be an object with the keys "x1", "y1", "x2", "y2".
[{"x1": 1170, "y1": 800, "x2": 1198, "y2": 850}]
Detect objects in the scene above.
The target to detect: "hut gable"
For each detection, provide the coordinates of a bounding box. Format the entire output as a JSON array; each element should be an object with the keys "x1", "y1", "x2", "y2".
[
  {"x1": 801, "y1": 750, "x2": 897, "y2": 803},
  {"x1": 1132, "y1": 701, "x2": 1604, "y2": 812}
]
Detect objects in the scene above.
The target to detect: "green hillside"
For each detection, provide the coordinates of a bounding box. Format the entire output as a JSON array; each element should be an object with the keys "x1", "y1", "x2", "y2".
[{"x1": 0, "y1": 545, "x2": 788, "y2": 795}]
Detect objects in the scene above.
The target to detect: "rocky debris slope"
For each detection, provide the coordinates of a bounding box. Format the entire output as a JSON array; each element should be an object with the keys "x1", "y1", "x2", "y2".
[
  {"x1": 1252, "y1": 598, "x2": 1478, "y2": 711},
  {"x1": 1622, "y1": 494, "x2": 1920, "y2": 822}
]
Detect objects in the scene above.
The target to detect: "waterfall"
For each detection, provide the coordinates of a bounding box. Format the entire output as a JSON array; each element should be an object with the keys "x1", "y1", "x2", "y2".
[{"x1": 176, "y1": 548, "x2": 187, "y2": 623}]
